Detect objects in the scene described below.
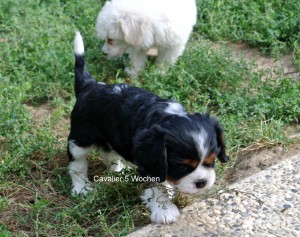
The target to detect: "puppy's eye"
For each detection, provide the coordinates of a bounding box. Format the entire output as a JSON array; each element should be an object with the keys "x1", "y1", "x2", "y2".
[
  {"x1": 107, "y1": 38, "x2": 113, "y2": 45},
  {"x1": 177, "y1": 164, "x2": 188, "y2": 171}
]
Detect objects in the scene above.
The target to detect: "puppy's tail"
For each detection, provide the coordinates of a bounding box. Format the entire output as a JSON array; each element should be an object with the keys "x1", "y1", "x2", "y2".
[{"x1": 73, "y1": 31, "x2": 95, "y2": 97}]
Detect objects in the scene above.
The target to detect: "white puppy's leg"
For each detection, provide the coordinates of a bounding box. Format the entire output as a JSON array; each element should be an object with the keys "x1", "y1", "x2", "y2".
[
  {"x1": 101, "y1": 149, "x2": 131, "y2": 172},
  {"x1": 68, "y1": 140, "x2": 93, "y2": 195},
  {"x1": 156, "y1": 45, "x2": 186, "y2": 72},
  {"x1": 141, "y1": 185, "x2": 180, "y2": 224},
  {"x1": 126, "y1": 49, "x2": 147, "y2": 76}
]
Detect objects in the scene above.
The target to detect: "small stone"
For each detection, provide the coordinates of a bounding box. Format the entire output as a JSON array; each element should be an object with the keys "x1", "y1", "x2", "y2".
[
  {"x1": 189, "y1": 223, "x2": 197, "y2": 228},
  {"x1": 285, "y1": 193, "x2": 292, "y2": 198},
  {"x1": 295, "y1": 226, "x2": 300, "y2": 231},
  {"x1": 240, "y1": 211, "x2": 249, "y2": 217},
  {"x1": 213, "y1": 209, "x2": 221, "y2": 215},
  {"x1": 240, "y1": 207, "x2": 247, "y2": 213},
  {"x1": 292, "y1": 230, "x2": 299, "y2": 236},
  {"x1": 251, "y1": 212, "x2": 258, "y2": 218},
  {"x1": 266, "y1": 223, "x2": 277, "y2": 231}
]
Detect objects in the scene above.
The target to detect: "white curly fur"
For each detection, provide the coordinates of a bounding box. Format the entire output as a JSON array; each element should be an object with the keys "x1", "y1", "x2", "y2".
[{"x1": 95, "y1": 0, "x2": 197, "y2": 76}]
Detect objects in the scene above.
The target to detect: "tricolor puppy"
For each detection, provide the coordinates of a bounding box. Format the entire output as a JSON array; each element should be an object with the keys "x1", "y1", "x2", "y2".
[
  {"x1": 68, "y1": 32, "x2": 230, "y2": 224},
  {"x1": 95, "y1": 0, "x2": 197, "y2": 76}
]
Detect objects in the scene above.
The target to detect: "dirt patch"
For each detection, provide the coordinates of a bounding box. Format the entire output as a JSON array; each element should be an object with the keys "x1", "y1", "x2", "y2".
[
  {"x1": 223, "y1": 144, "x2": 300, "y2": 185},
  {"x1": 25, "y1": 102, "x2": 54, "y2": 122},
  {"x1": 215, "y1": 41, "x2": 299, "y2": 80},
  {"x1": 25, "y1": 102, "x2": 70, "y2": 140}
]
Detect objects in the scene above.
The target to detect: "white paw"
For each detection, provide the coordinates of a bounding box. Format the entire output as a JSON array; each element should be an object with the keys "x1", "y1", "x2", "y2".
[
  {"x1": 109, "y1": 160, "x2": 129, "y2": 172},
  {"x1": 141, "y1": 186, "x2": 180, "y2": 224},
  {"x1": 71, "y1": 182, "x2": 93, "y2": 196},
  {"x1": 150, "y1": 201, "x2": 180, "y2": 224}
]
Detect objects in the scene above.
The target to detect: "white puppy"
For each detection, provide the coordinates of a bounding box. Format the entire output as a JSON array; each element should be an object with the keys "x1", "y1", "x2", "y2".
[{"x1": 95, "y1": 0, "x2": 197, "y2": 76}]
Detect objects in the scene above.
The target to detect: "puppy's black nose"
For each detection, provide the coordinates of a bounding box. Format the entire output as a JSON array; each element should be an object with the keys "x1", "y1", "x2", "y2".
[{"x1": 195, "y1": 179, "x2": 207, "y2": 189}]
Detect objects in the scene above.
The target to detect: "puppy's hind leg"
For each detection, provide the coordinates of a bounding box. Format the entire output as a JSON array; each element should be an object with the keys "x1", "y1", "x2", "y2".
[
  {"x1": 68, "y1": 140, "x2": 93, "y2": 195},
  {"x1": 100, "y1": 149, "x2": 131, "y2": 172},
  {"x1": 156, "y1": 44, "x2": 185, "y2": 73}
]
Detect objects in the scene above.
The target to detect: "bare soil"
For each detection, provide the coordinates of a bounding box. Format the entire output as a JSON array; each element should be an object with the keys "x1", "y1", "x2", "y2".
[
  {"x1": 216, "y1": 41, "x2": 299, "y2": 80},
  {"x1": 223, "y1": 144, "x2": 300, "y2": 185},
  {"x1": 25, "y1": 102, "x2": 69, "y2": 140}
]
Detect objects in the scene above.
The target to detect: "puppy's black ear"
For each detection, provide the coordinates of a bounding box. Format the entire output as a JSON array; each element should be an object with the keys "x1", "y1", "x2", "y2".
[
  {"x1": 133, "y1": 125, "x2": 167, "y2": 182},
  {"x1": 214, "y1": 121, "x2": 230, "y2": 163}
]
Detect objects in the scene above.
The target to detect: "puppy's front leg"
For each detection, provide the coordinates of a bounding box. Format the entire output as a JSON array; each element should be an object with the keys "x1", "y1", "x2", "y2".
[
  {"x1": 140, "y1": 185, "x2": 180, "y2": 224},
  {"x1": 68, "y1": 140, "x2": 93, "y2": 195},
  {"x1": 126, "y1": 49, "x2": 147, "y2": 76}
]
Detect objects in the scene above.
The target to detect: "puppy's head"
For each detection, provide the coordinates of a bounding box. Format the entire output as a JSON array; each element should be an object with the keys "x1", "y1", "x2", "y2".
[
  {"x1": 96, "y1": 1, "x2": 152, "y2": 58},
  {"x1": 133, "y1": 113, "x2": 229, "y2": 194}
]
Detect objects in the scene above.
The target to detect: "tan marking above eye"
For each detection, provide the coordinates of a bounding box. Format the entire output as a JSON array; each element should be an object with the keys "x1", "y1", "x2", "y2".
[
  {"x1": 167, "y1": 175, "x2": 179, "y2": 185},
  {"x1": 182, "y1": 159, "x2": 199, "y2": 169},
  {"x1": 203, "y1": 153, "x2": 217, "y2": 166},
  {"x1": 107, "y1": 38, "x2": 113, "y2": 45}
]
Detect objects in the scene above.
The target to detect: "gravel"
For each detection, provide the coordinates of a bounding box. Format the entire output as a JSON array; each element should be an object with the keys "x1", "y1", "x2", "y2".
[{"x1": 127, "y1": 155, "x2": 300, "y2": 237}]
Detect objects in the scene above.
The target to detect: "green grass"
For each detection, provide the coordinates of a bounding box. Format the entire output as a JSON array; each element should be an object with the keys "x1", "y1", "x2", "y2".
[
  {"x1": 0, "y1": 0, "x2": 299, "y2": 236},
  {"x1": 196, "y1": 0, "x2": 300, "y2": 69}
]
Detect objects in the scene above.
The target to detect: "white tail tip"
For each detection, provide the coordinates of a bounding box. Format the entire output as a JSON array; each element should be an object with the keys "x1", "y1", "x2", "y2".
[{"x1": 74, "y1": 31, "x2": 84, "y2": 55}]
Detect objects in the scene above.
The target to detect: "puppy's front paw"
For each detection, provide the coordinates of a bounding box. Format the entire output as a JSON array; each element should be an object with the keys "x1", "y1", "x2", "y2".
[
  {"x1": 141, "y1": 186, "x2": 180, "y2": 224},
  {"x1": 150, "y1": 201, "x2": 180, "y2": 224}
]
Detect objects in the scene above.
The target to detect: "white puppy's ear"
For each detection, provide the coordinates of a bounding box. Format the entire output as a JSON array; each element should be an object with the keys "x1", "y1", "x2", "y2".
[{"x1": 119, "y1": 14, "x2": 150, "y2": 47}]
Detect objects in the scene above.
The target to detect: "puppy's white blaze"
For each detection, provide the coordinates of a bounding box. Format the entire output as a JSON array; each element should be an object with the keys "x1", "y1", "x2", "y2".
[
  {"x1": 140, "y1": 186, "x2": 180, "y2": 224},
  {"x1": 191, "y1": 130, "x2": 209, "y2": 159},
  {"x1": 174, "y1": 165, "x2": 216, "y2": 194},
  {"x1": 165, "y1": 102, "x2": 186, "y2": 116},
  {"x1": 74, "y1": 32, "x2": 85, "y2": 55}
]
